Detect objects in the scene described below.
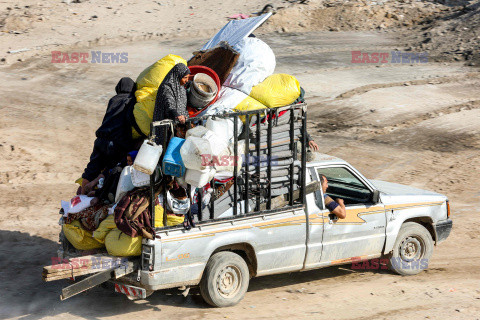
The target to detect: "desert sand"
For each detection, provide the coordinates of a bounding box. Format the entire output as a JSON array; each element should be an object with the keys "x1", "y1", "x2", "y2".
[{"x1": 1, "y1": 0, "x2": 479, "y2": 319}]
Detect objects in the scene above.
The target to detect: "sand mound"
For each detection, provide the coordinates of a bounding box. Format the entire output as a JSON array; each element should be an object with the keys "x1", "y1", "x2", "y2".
[
  {"x1": 264, "y1": 0, "x2": 450, "y2": 33},
  {"x1": 263, "y1": 0, "x2": 479, "y2": 65},
  {"x1": 410, "y1": 1, "x2": 480, "y2": 65}
]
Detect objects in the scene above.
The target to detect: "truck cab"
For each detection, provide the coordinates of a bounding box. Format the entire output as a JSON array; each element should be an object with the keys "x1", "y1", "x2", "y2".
[{"x1": 304, "y1": 153, "x2": 452, "y2": 272}]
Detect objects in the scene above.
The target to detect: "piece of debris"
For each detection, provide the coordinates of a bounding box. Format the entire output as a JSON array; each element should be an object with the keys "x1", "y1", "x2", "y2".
[{"x1": 7, "y1": 48, "x2": 30, "y2": 54}]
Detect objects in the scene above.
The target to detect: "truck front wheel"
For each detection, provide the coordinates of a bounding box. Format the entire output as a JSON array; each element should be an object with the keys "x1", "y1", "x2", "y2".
[
  {"x1": 388, "y1": 222, "x2": 434, "y2": 276},
  {"x1": 200, "y1": 251, "x2": 250, "y2": 307}
]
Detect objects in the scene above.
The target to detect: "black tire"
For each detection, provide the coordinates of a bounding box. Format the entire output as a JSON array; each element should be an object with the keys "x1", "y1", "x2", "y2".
[
  {"x1": 388, "y1": 222, "x2": 434, "y2": 276},
  {"x1": 200, "y1": 251, "x2": 250, "y2": 307}
]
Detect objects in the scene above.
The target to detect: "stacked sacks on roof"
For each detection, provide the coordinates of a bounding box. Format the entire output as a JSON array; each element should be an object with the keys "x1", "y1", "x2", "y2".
[{"x1": 199, "y1": 37, "x2": 302, "y2": 119}]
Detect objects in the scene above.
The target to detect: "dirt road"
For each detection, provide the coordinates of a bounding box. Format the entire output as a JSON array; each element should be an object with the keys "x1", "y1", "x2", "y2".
[{"x1": 1, "y1": 31, "x2": 479, "y2": 319}]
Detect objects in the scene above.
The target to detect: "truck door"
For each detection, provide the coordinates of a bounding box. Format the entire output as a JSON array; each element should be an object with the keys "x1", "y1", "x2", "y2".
[
  {"x1": 303, "y1": 167, "x2": 325, "y2": 269},
  {"x1": 308, "y1": 165, "x2": 386, "y2": 267}
]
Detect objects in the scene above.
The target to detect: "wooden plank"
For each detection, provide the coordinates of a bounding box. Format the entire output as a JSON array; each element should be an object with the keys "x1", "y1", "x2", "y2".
[
  {"x1": 44, "y1": 255, "x2": 127, "y2": 275},
  {"x1": 43, "y1": 255, "x2": 130, "y2": 282},
  {"x1": 43, "y1": 268, "x2": 105, "y2": 282}
]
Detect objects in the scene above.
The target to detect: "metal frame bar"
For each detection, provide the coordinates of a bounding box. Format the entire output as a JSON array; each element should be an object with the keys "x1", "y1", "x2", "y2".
[
  {"x1": 162, "y1": 125, "x2": 168, "y2": 227},
  {"x1": 289, "y1": 108, "x2": 295, "y2": 205},
  {"x1": 301, "y1": 107, "x2": 307, "y2": 204},
  {"x1": 209, "y1": 175, "x2": 215, "y2": 220},
  {"x1": 149, "y1": 103, "x2": 308, "y2": 226},
  {"x1": 198, "y1": 187, "x2": 203, "y2": 221},
  {"x1": 157, "y1": 204, "x2": 305, "y2": 231},
  {"x1": 255, "y1": 114, "x2": 261, "y2": 211},
  {"x1": 233, "y1": 116, "x2": 238, "y2": 216},
  {"x1": 267, "y1": 109, "x2": 273, "y2": 209},
  {"x1": 244, "y1": 116, "x2": 250, "y2": 214},
  {"x1": 149, "y1": 122, "x2": 156, "y2": 229}
]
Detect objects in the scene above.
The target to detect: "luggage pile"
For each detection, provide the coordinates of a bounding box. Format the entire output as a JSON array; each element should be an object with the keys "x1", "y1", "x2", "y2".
[{"x1": 59, "y1": 14, "x2": 308, "y2": 257}]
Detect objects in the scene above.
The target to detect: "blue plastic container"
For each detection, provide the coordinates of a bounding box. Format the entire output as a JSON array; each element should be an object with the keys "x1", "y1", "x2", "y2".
[{"x1": 162, "y1": 137, "x2": 186, "y2": 177}]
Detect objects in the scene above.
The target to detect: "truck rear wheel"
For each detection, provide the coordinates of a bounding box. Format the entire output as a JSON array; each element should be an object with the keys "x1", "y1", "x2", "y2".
[
  {"x1": 388, "y1": 222, "x2": 433, "y2": 276},
  {"x1": 200, "y1": 251, "x2": 250, "y2": 307}
]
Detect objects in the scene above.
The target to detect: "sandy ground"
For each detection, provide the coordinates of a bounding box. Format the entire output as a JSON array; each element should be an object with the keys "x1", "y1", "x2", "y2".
[
  {"x1": 1, "y1": 2, "x2": 480, "y2": 319},
  {"x1": 0, "y1": 0, "x2": 286, "y2": 64}
]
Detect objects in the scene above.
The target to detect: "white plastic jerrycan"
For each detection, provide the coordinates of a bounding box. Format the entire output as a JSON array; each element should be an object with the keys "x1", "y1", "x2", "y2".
[{"x1": 133, "y1": 139, "x2": 163, "y2": 175}]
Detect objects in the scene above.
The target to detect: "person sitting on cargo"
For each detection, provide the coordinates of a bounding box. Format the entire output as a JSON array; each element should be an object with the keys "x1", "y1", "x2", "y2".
[
  {"x1": 319, "y1": 174, "x2": 346, "y2": 219},
  {"x1": 81, "y1": 77, "x2": 138, "y2": 195},
  {"x1": 152, "y1": 63, "x2": 191, "y2": 145},
  {"x1": 84, "y1": 150, "x2": 137, "y2": 205},
  {"x1": 126, "y1": 150, "x2": 138, "y2": 166}
]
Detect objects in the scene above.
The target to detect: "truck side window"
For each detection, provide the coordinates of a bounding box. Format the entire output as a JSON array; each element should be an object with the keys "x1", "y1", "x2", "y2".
[{"x1": 317, "y1": 167, "x2": 373, "y2": 206}]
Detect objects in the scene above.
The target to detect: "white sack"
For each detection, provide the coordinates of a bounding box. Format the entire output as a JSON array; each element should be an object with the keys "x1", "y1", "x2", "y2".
[
  {"x1": 61, "y1": 195, "x2": 94, "y2": 217},
  {"x1": 200, "y1": 87, "x2": 247, "y2": 116},
  {"x1": 223, "y1": 37, "x2": 276, "y2": 95}
]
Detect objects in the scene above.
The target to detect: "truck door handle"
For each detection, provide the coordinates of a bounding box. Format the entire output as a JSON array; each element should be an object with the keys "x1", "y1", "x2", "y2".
[{"x1": 390, "y1": 210, "x2": 395, "y2": 221}]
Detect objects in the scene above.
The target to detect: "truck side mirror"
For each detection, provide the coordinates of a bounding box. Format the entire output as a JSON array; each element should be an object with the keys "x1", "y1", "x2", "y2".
[{"x1": 372, "y1": 190, "x2": 381, "y2": 204}]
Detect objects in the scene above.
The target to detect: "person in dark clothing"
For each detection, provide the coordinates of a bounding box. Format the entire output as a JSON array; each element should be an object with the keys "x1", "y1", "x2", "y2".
[
  {"x1": 89, "y1": 165, "x2": 123, "y2": 205},
  {"x1": 81, "y1": 77, "x2": 137, "y2": 195},
  {"x1": 152, "y1": 63, "x2": 191, "y2": 145}
]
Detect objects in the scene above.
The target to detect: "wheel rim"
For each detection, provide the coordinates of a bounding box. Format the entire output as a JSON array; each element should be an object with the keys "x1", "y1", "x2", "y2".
[
  {"x1": 399, "y1": 236, "x2": 424, "y2": 262},
  {"x1": 216, "y1": 265, "x2": 242, "y2": 298}
]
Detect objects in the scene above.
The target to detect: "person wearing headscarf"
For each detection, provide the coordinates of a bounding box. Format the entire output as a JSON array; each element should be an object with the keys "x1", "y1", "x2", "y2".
[
  {"x1": 152, "y1": 63, "x2": 191, "y2": 145},
  {"x1": 81, "y1": 77, "x2": 137, "y2": 195}
]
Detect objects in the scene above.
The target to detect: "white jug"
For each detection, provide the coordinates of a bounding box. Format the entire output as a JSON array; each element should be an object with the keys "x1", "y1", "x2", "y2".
[
  {"x1": 206, "y1": 118, "x2": 235, "y2": 144},
  {"x1": 180, "y1": 136, "x2": 213, "y2": 170},
  {"x1": 133, "y1": 139, "x2": 163, "y2": 175},
  {"x1": 186, "y1": 126, "x2": 228, "y2": 157},
  {"x1": 185, "y1": 167, "x2": 216, "y2": 188}
]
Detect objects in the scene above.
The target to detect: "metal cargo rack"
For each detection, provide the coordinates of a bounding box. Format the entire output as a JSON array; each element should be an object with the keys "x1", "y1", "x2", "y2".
[{"x1": 149, "y1": 103, "x2": 308, "y2": 229}]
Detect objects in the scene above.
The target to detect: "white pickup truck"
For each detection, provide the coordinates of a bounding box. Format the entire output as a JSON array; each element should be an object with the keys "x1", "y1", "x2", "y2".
[{"x1": 49, "y1": 104, "x2": 452, "y2": 307}]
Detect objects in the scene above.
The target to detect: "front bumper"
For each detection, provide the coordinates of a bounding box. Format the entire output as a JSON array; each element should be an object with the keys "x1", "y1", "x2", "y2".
[{"x1": 435, "y1": 219, "x2": 453, "y2": 243}]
